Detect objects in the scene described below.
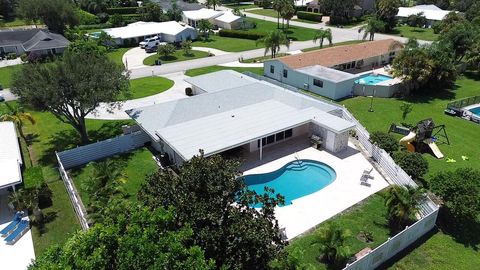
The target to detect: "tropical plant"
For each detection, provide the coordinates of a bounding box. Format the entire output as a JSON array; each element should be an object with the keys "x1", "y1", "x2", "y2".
[
  {"x1": 157, "y1": 43, "x2": 176, "y2": 60},
  {"x1": 314, "y1": 223, "x2": 351, "y2": 265},
  {"x1": 399, "y1": 102, "x2": 413, "y2": 121},
  {"x1": 279, "y1": 0, "x2": 295, "y2": 29},
  {"x1": 198, "y1": 19, "x2": 213, "y2": 41},
  {"x1": 17, "y1": 0, "x2": 79, "y2": 34},
  {"x1": 256, "y1": 30, "x2": 290, "y2": 58},
  {"x1": 384, "y1": 185, "x2": 423, "y2": 232},
  {"x1": 313, "y1": 28, "x2": 332, "y2": 48},
  {"x1": 406, "y1": 12, "x2": 427, "y2": 27},
  {"x1": 360, "y1": 16, "x2": 385, "y2": 41},
  {"x1": 181, "y1": 40, "x2": 193, "y2": 56},
  {"x1": 109, "y1": 13, "x2": 124, "y2": 27},
  {"x1": 206, "y1": 0, "x2": 219, "y2": 10},
  {"x1": 166, "y1": 2, "x2": 182, "y2": 21},
  {"x1": 272, "y1": 0, "x2": 283, "y2": 29},
  {"x1": 137, "y1": 2, "x2": 166, "y2": 22},
  {"x1": 376, "y1": 0, "x2": 401, "y2": 32},
  {"x1": 0, "y1": 103, "x2": 36, "y2": 140}
]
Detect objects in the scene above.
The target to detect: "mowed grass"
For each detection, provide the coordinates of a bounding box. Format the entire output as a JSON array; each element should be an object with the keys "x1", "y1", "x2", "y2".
[
  {"x1": 246, "y1": 8, "x2": 279, "y2": 18},
  {"x1": 185, "y1": 65, "x2": 264, "y2": 77},
  {"x1": 71, "y1": 148, "x2": 158, "y2": 205},
  {"x1": 392, "y1": 25, "x2": 438, "y2": 41},
  {"x1": 289, "y1": 193, "x2": 390, "y2": 269},
  {"x1": 0, "y1": 65, "x2": 21, "y2": 88},
  {"x1": 106, "y1": 47, "x2": 132, "y2": 67},
  {"x1": 246, "y1": 17, "x2": 317, "y2": 41},
  {"x1": 193, "y1": 35, "x2": 259, "y2": 52},
  {"x1": 143, "y1": 50, "x2": 210, "y2": 66},
  {"x1": 117, "y1": 76, "x2": 174, "y2": 100},
  {"x1": 222, "y1": 3, "x2": 258, "y2": 10}
]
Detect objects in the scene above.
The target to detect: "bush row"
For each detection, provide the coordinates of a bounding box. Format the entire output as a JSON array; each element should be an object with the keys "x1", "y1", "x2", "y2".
[
  {"x1": 77, "y1": 23, "x2": 110, "y2": 30},
  {"x1": 218, "y1": 29, "x2": 266, "y2": 40},
  {"x1": 106, "y1": 7, "x2": 138, "y2": 15},
  {"x1": 297, "y1": 11, "x2": 323, "y2": 22},
  {"x1": 76, "y1": 9, "x2": 100, "y2": 25}
]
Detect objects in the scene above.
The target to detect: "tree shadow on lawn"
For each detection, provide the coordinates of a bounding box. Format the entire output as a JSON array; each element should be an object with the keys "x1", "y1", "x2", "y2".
[
  {"x1": 437, "y1": 208, "x2": 480, "y2": 251},
  {"x1": 399, "y1": 87, "x2": 456, "y2": 104},
  {"x1": 159, "y1": 55, "x2": 179, "y2": 61}
]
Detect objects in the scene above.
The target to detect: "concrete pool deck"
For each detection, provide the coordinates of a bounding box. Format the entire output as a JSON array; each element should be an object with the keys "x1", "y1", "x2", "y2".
[{"x1": 242, "y1": 141, "x2": 389, "y2": 240}]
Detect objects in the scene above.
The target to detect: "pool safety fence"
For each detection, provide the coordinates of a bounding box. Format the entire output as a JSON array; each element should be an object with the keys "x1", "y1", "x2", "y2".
[{"x1": 447, "y1": 96, "x2": 480, "y2": 109}]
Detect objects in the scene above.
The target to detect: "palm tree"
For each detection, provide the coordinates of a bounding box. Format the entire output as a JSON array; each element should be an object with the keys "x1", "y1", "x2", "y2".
[
  {"x1": 0, "y1": 103, "x2": 35, "y2": 141},
  {"x1": 314, "y1": 223, "x2": 351, "y2": 265},
  {"x1": 384, "y1": 185, "x2": 423, "y2": 232},
  {"x1": 198, "y1": 19, "x2": 213, "y2": 41},
  {"x1": 256, "y1": 30, "x2": 290, "y2": 58},
  {"x1": 272, "y1": 0, "x2": 283, "y2": 29},
  {"x1": 360, "y1": 16, "x2": 386, "y2": 41},
  {"x1": 279, "y1": 0, "x2": 295, "y2": 29},
  {"x1": 313, "y1": 28, "x2": 333, "y2": 48}
]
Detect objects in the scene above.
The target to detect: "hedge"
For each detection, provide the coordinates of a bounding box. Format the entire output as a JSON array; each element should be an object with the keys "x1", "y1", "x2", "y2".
[
  {"x1": 77, "y1": 23, "x2": 109, "y2": 30},
  {"x1": 297, "y1": 11, "x2": 322, "y2": 22},
  {"x1": 76, "y1": 9, "x2": 99, "y2": 25},
  {"x1": 106, "y1": 7, "x2": 138, "y2": 15},
  {"x1": 219, "y1": 29, "x2": 266, "y2": 40}
]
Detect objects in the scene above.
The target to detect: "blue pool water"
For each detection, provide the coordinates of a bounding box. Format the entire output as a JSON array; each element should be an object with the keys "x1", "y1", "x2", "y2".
[
  {"x1": 469, "y1": 106, "x2": 480, "y2": 117},
  {"x1": 244, "y1": 160, "x2": 336, "y2": 207},
  {"x1": 355, "y1": 74, "x2": 393, "y2": 85}
]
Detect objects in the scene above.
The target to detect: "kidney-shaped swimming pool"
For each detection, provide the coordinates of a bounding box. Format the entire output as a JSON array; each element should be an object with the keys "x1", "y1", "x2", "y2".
[{"x1": 244, "y1": 159, "x2": 336, "y2": 207}]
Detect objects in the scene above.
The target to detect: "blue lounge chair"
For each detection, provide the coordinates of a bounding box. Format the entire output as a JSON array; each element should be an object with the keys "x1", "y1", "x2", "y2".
[
  {"x1": 0, "y1": 212, "x2": 23, "y2": 237},
  {"x1": 5, "y1": 220, "x2": 29, "y2": 245}
]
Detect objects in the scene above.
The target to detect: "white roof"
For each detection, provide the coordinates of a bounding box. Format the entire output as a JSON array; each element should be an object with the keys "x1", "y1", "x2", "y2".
[
  {"x1": 214, "y1": 11, "x2": 242, "y2": 23},
  {"x1": 0, "y1": 121, "x2": 22, "y2": 188},
  {"x1": 183, "y1": 8, "x2": 223, "y2": 21},
  {"x1": 128, "y1": 71, "x2": 354, "y2": 161},
  {"x1": 103, "y1": 21, "x2": 194, "y2": 40},
  {"x1": 397, "y1": 5, "x2": 452, "y2": 21},
  {"x1": 294, "y1": 0, "x2": 314, "y2": 7},
  {"x1": 296, "y1": 65, "x2": 358, "y2": 83},
  {"x1": 185, "y1": 70, "x2": 259, "y2": 92}
]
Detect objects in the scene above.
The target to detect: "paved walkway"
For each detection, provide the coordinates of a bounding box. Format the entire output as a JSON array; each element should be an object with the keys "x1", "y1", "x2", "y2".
[
  {"x1": 0, "y1": 89, "x2": 17, "y2": 101},
  {"x1": 192, "y1": 46, "x2": 230, "y2": 55},
  {"x1": 0, "y1": 58, "x2": 22, "y2": 68},
  {"x1": 87, "y1": 72, "x2": 190, "y2": 120}
]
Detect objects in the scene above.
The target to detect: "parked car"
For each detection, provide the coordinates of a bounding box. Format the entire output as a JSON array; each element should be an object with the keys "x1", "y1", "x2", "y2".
[{"x1": 139, "y1": 36, "x2": 160, "y2": 49}]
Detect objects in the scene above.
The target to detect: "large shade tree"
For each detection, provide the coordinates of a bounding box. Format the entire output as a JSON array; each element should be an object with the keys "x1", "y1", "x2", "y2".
[
  {"x1": 17, "y1": 0, "x2": 79, "y2": 34},
  {"x1": 376, "y1": 0, "x2": 401, "y2": 32},
  {"x1": 257, "y1": 30, "x2": 290, "y2": 58},
  {"x1": 11, "y1": 41, "x2": 130, "y2": 143},
  {"x1": 138, "y1": 152, "x2": 285, "y2": 269}
]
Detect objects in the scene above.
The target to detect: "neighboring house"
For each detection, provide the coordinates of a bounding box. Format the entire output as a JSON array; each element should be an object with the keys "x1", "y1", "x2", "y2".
[
  {"x1": 306, "y1": 0, "x2": 375, "y2": 16},
  {"x1": 126, "y1": 70, "x2": 354, "y2": 165},
  {"x1": 264, "y1": 39, "x2": 402, "y2": 100},
  {"x1": 155, "y1": 0, "x2": 203, "y2": 11},
  {"x1": 0, "y1": 29, "x2": 69, "y2": 56},
  {"x1": 396, "y1": 4, "x2": 453, "y2": 27},
  {"x1": 103, "y1": 21, "x2": 197, "y2": 45},
  {"x1": 182, "y1": 8, "x2": 243, "y2": 29},
  {"x1": 0, "y1": 121, "x2": 23, "y2": 190}
]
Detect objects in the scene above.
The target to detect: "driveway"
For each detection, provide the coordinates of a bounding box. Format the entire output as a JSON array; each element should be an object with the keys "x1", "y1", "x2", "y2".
[
  {"x1": 87, "y1": 72, "x2": 190, "y2": 120},
  {"x1": 122, "y1": 47, "x2": 154, "y2": 70}
]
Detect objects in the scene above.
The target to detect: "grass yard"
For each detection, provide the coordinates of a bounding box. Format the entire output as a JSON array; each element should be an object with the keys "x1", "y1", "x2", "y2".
[
  {"x1": 242, "y1": 53, "x2": 288, "y2": 63},
  {"x1": 391, "y1": 25, "x2": 438, "y2": 41},
  {"x1": 301, "y1": 40, "x2": 366, "y2": 52},
  {"x1": 70, "y1": 147, "x2": 157, "y2": 205},
  {"x1": 246, "y1": 17, "x2": 317, "y2": 41},
  {"x1": 246, "y1": 8, "x2": 278, "y2": 18},
  {"x1": 106, "y1": 47, "x2": 132, "y2": 67},
  {"x1": 117, "y1": 76, "x2": 174, "y2": 100},
  {"x1": 0, "y1": 65, "x2": 21, "y2": 89},
  {"x1": 193, "y1": 35, "x2": 259, "y2": 52},
  {"x1": 0, "y1": 18, "x2": 29, "y2": 27},
  {"x1": 185, "y1": 65, "x2": 264, "y2": 77},
  {"x1": 292, "y1": 18, "x2": 320, "y2": 24},
  {"x1": 289, "y1": 193, "x2": 390, "y2": 269},
  {"x1": 143, "y1": 50, "x2": 210, "y2": 66},
  {"x1": 222, "y1": 3, "x2": 258, "y2": 10}
]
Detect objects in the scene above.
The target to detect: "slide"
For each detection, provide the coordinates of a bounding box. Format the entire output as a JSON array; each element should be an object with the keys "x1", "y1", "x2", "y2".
[
  {"x1": 399, "y1": 131, "x2": 416, "y2": 152},
  {"x1": 424, "y1": 138, "x2": 444, "y2": 159}
]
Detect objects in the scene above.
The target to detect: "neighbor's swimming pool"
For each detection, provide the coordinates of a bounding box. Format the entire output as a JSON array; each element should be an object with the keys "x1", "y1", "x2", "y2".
[
  {"x1": 244, "y1": 159, "x2": 336, "y2": 207},
  {"x1": 469, "y1": 106, "x2": 480, "y2": 117},
  {"x1": 355, "y1": 74, "x2": 393, "y2": 85}
]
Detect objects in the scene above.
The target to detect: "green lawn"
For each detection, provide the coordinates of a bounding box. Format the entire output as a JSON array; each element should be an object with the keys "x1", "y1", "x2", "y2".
[
  {"x1": 117, "y1": 76, "x2": 174, "y2": 100},
  {"x1": 301, "y1": 40, "x2": 366, "y2": 52},
  {"x1": 246, "y1": 8, "x2": 279, "y2": 18},
  {"x1": 193, "y1": 35, "x2": 259, "y2": 52},
  {"x1": 292, "y1": 18, "x2": 321, "y2": 24},
  {"x1": 185, "y1": 65, "x2": 264, "y2": 77},
  {"x1": 246, "y1": 17, "x2": 317, "y2": 41},
  {"x1": 0, "y1": 65, "x2": 21, "y2": 89},
  {"x1": 143, "y1": 50, "x2": 210, "y2": 66},
  {"x1": 222, "y1": 3, "x2": 258, "y2": 10},
  {"x1": 106, "y1": 47, "x2": 132, "y2": 67},
  {"x1": 70, "y1": 148, "x2": 157, "y2": 205},
  {"x1": 242, "y1": 53, "x2": 288, "y2": 63},
  {"x1": 289, "y1": 193, "x2": 390, "y2": 269},
  {"x1": 0, "y1": 18, "x2": 29, "y2": 27},
  {"x1": 392, "y1": 25, "x2": 438, "y2": 41}
]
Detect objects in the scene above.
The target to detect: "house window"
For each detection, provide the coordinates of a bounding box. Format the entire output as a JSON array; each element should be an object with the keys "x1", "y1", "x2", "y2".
[
  {"x1": 276, "y1": 131, "x2": 285, "y2": 141},
  {"x1": 270, "y1": 65, "x2": 275, "y2": 74},
  {"x1": 313, "y1": 79, "x2": 323, "y2": 88},
  {"x1": 267, "y1": 135, "x2": 275, "y2": 144},
  {"x1": 389, "y1": 51, "x2": 395, "y2": 56},
  {"x1": 283, "y1": 69, "x2": 288, "y2": 78},
  {"x1": 285, "y1": 129, "x2": 293, "y2": 138}
]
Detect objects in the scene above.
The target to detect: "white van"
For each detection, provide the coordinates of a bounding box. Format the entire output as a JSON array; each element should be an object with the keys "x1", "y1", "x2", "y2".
[{"x1": 139, "y1": 36, "x2": 161, "y2": 49}]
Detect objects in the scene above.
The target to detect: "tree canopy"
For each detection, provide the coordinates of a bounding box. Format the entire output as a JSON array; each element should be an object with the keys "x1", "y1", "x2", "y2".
[
  {"x1": 376, "y1": 0, "x2": 401, "y2": 32},
  {"x1": 257, "y1": 30, "x2": 290, "y2": 58},
  {"x1": 17, "y1": 0, "x2": 79, "y2": 34}
]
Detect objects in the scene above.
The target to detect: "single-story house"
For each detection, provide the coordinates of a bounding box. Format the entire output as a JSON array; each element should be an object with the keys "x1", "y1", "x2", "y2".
[
  {"x1": 127, "y1": 70, "x2": 355, "y2": 165},
  {"x1": 0, "y1": 122, "x2": 23, "y2": 189},
  {"x1": 0, "y1": 29, "x2": 69, "y2": 56},
  {"x1": 264, "y1": 39, "x2": 402, "y2": 100},
  {"x1": 307, "y1": 0, "x2": 374, "y2": 16},
  {"x1": 157, "y1": 0, "x2": 203, "y2": 12},
  {"x1": 103, "y1": 21, "x2": 197, "y2": 45},
  {"x1": 396, "y1": 5, "x2": 453, "y2": 26},
  {"x1": 182, "y1": 8, "x2": 243, "y2": 29}
]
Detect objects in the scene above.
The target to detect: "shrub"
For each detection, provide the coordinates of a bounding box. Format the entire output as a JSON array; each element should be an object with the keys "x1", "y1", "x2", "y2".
[
  {"x1": 97, "y1": 13, "x2": 109, "y2": 23},
  {"x1": 6, "y1": 52, "x2": 17, "y2": 60},
  {"x1": 297, "y1": 11, "x2": 322, "y2": 22},
  {"x1": 109, "y1": 13, "x2": 125, "y2": 27},
  {"x1": 392, "y1": 151, "x2": 428, "y2": 180},
  {"x1": 369, "y1": 131, "x2": 398, "y2": 154},
  {"x1": 20, "y1": 53, "x2": 28, "y2": 62},
  {"x1": 106, "y1": 7, "x2": 138, "y2": 15},
  {"x1": 76, "y1": 9, "x2": 100, "y2": 25},
  {"x1": 77, "y1": 23, "x2": 110, "y2": 30},
  {"x1": 185, "y1": 87, "x2": 193, "y2": 96},
  {"x1": 219, "y1": 29, "x2": 266, "y2": 40}
]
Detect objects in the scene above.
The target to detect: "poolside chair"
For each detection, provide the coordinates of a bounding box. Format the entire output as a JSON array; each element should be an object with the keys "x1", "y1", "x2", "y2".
[
  {"x1": 5, "y1": 220, "x2": 30, "y2": 245},
  {"x1": 0, "y1": 212, "x2": 23, "y2": 237}
]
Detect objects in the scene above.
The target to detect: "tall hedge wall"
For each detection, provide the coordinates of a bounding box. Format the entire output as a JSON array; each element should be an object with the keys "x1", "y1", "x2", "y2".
[
  {"x1": 218, "y1": 29, "x2": 266, "y2": 40},
  {"x1": 297, "y1": 11, "x2": 322, "y2": 22}
]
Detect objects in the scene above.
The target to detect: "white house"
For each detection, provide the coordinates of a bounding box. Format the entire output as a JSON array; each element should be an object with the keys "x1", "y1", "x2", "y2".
[
  {"x1": 0, "y1": 122, "x2": 23, "y2": 189},
  {"x1": 264, "y1": 39, "x2": 402, "y2": 100},
  {"x1": 103, "y1": 21, "x2": 197, "y2": 45},
  {"x1": 396, "y1": 5, "x2": 453, "y2": 26},
  {"x1": 127, "y1": 70, "x2": 355, "y2": 165},
  {"x1": 213, "y1": 11, "x2": 244, "y2": 30},
  {"x1": 183, "y1": 8, "x2": 243, "y2": 29}
]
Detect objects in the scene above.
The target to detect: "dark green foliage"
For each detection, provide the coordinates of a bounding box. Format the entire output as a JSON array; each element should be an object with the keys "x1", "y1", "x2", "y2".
[
  {"x1": 322, "y1": 0, "x2": 357, "y2": 25},
  {"x1": 76, "y1": 9, "x2": 99, "y2": 25},
  {"x1": 106, "y1": 7, "x2": 138, "y2": 15},
  {"x1": 376, "y1": 0, "x2": 401, "y2": 32},
  {"x1": 296, "y1": 11, "x2": 323, "y2": 22},
  {"x1": 393, "y1": 151, "x2": 428, "y2": 180},
  {"x1": 28, "y1": 203, "x2": 214, "y2": 270},
  {"x1": 384, "y1": 185, "x2": 423, "y2": 233},
  {"x1": 138, "y1": 152, "x2": 285, "y2": 269},
  {"x1": 17, "y1": 0, "x2": 79, "y2": 33},
  {"x1": 405, "y1": 12, "x2": 427, "y2": 27},
  {"x1": 369, "y1": 131, "x2": 398, "y2": 154},
  {"x1": 137, "y1": 2, "x2": 166, "y2": 22},
  {"x1": 219, "y1": 29, "x2": 266, "y2": 40},
  {"x1": 430, "y1": 168, "x2": 480, "y2": 222},
  {"x1": 313, "y1": 224, "x2": 351, "y2": 266}
]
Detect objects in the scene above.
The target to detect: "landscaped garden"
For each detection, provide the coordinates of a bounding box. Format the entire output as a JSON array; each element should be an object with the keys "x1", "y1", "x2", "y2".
[
  {"x1": 143, "y1": 49, "x2": 210, "y2": 66},
  {"x1": 117, "y1": 76, "x2": 174, "y2": 100},
  {"x1": 392, "y1": 25, "x2": 438, "y2": 41}
]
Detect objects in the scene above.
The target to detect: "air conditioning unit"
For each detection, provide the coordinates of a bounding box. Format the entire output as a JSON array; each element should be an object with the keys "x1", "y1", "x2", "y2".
[{"x1": 303, "y1": 83, "x2": 309, "y2": 89}]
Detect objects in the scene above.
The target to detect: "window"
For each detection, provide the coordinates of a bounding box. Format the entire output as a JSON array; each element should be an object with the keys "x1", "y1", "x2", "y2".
[
  {"x1": 276, "y1": 131, "x2": 285, "y2": 141},
  {"x1": 283, "y1": 69, "x2": 288, "y2": 78},
  {"x1": 267, "y1": 135, "x2": 275, "y2": 144},
  {"x1": 285, "y1": 129, "x2": 293, "y2": 138},
  {"x1": 270, "y1": 65, "x2": 275, "y2": 74},
  {"x1": 313, "y1": 79, "x2": 323, "y2": 88},
  {"x1": 389, "y1": 51, "x2": 396, "y2": 56}
]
